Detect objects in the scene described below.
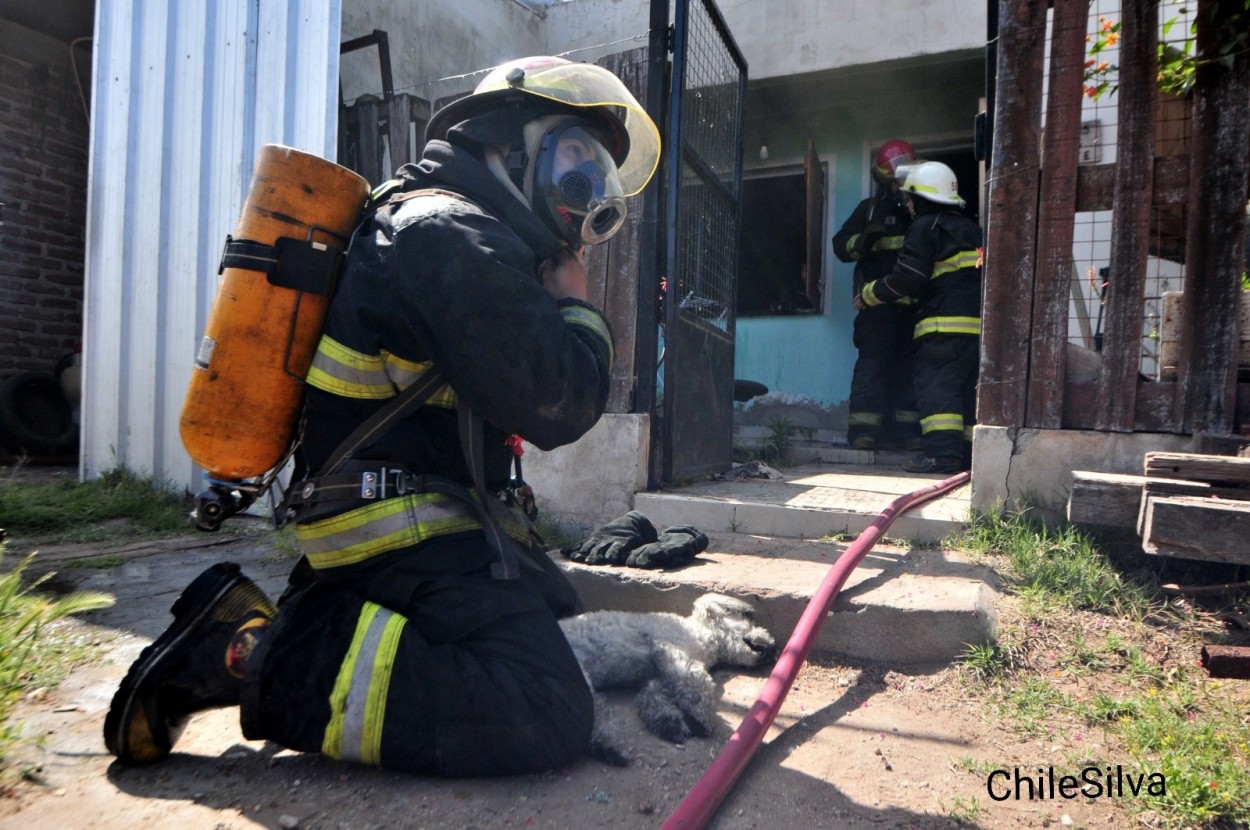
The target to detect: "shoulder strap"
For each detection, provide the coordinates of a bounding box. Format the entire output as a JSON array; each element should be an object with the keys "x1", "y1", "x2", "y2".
[{"x1": 317, "y1": 367, "x2": 448, "y2": 477}]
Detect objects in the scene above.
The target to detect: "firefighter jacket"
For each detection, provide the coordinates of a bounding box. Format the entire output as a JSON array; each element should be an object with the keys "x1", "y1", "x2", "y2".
[
  {"x1": 293, "y1": 140, "x2": 614, "y2": 571},
  {"x1": 859, "y1": 207, "x2": 983, "y2": 339},
  {"x1": 832, "y1": 190, "x2": 912, "y2": 295}
]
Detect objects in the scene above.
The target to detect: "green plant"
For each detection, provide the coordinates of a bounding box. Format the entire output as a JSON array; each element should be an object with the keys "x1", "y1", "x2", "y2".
[
  {"x1": 0, "y1": 551, "x2": 115, "y2": 762},
  {"x1": 759, "y1": 417, "x2": 794, "y2": 465},
  {"x1": 1085, "y1": 2, "x2": 1250, "y2": 101},
  {"x1": 951, "y1": 510, "x2": 1157, "y2": 617},
  {"x1": 962, "y1": 639, "x2": 1013, "y2": 683},
  {"x1": 942, "y1": 794, "x2": 982, "y2": 824}
]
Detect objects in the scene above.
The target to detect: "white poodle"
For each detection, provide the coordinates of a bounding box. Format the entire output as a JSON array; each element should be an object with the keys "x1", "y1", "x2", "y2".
[{"x1": 559, "y1": 593, "x2": 777, "y2": 765}]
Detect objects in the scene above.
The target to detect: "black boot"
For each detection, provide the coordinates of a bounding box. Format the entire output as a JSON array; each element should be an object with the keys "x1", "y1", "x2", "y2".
[{"x1": 103, "y1": 562, "x2": 276, "y2": 764}]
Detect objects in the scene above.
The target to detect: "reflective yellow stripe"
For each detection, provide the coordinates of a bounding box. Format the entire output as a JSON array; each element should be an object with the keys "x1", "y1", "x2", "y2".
[
  {"x1": 848, "y1": 412, "x2": 883, "y2": 427},
  {"x1": 860, "y1": 282, "x2": 884, "y2": 307},
  {"x1": 914, "y1": 316, "x2": 981, "y2": 337},
  {"x1": 932, "y1": 250, "x2": 982, "y2": 278},
  {"x1": 295, "y1": 492, "x2": 531, "y2": 570},
  {"x1": 847, "y1": 233, "x2": 866, "y2": 260},
  {"x1": 307, "y1": 336, "x2": 456, "y2": 407},
  {"x1": 874, "y1": 235, "x2": 904, "y2": 252},
  {"x1": 308, "y1": 336, "x2": 393, "y2": 398},
  {"x1": 964, "y1": 425, "x2": 975, "y2": 441},
  {"x1": 920, "y1": 413, "x2": 965, "y2": 434},
  {"x1": 561, "y1": 305, "x2": 613, "y2": 368},
  {"x1": 894, "y1": 410, "x2": 920, "y2": 424},
  {"x1": 322, "y1": 602, "x2": 406, "y2": 765}
]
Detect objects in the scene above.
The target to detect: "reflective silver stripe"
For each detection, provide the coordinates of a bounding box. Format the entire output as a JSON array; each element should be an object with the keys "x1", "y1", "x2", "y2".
[
  {"x1": 295, "y1": 491, "x2": 532, "y2": 570},
  {"x1": 308, "y1": 336, "x2": 393, "y2": 399},
  {"x1": 913, "y1": 316, "x2": 981, "y2": 337},
  {"x1": 920, "y1": 413, "x2": 964, "y2": 434},
  {"x1": 336, "y1": 604, "x2": 404, "y2": 764},
  {"x1": 561, "y1": 305, "x2": 614, "y2": 367}
]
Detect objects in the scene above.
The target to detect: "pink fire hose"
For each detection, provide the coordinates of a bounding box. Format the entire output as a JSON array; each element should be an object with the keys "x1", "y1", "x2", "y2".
[{"x1": 661, "y1": 470, "x2": 972, "y2": 830}]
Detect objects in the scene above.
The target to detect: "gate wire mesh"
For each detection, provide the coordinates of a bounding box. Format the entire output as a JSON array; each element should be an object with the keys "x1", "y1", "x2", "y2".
[
  {"x1": 1060, "y1": 0, "x2": 1193, "y2": 378},
  {"x1": 672, "y1": 0, "x2": 744, "y2": 335}
]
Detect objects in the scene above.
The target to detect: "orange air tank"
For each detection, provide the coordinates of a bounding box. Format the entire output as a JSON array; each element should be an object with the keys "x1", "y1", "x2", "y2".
[{"x1": 180, "y1": 144, "x2": 369, "y2": 483}]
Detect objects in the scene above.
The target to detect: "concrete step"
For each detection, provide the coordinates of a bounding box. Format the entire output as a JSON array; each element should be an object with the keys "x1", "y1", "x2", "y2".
[
  {"x1": 555, "y1": 461, "x2": 995, "y2": 666},
  {"x1": 636, "y1": 459, "x2": 971, "y2": 545},
  {"x1": 557, "y1": 529, "x2": 999, "y2": 666}
]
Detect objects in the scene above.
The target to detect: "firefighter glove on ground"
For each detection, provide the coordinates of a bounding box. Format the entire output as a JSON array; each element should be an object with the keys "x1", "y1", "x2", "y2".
[
  {"x1": 560, "y1": 511, "x2": 659, "y2": 564},
  {"x1": 623, "y1": 525, "x2": 709, "y2": 569}
]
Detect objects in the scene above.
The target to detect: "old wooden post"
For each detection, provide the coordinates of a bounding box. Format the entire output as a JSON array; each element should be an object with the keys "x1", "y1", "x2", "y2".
[
  {"x1": 1176, "y1": 0, "x2": 1250, "y2": 434},
  {"x1": 981, "y1": 0, "x2": 1047, "y2": 428},
  {"x1": 1026, "y1": 0, "x2": 1087, "y2": 428}
]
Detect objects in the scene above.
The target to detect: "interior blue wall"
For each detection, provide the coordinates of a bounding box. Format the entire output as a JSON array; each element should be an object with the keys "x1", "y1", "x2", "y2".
[{"x1": 734, "y1": 56, "x2": 982, "y2": 420}]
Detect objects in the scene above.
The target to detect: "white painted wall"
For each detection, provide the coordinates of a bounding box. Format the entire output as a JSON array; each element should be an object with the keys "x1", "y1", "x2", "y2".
[
  {"x1": 83, "y1": 0, "x2": 344, "y2": 491},
  {"x1": 340, "y1": 0, "x2": 545, "y2": 107},
  {"x1": 544, "y1": 0, "x2": 984, "y2": 79}
]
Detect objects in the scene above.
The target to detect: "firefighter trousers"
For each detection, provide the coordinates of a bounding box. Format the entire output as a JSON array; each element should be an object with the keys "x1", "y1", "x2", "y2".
[
  {"x1": 849, "y1": 303, "x2": 918, "y2": 446},
  {"x1": 914, "y1": 332, "x2": 979, "y2": 462},
  {"x1": 239, "y1": 534, "x2": 593, "y2": 777}
]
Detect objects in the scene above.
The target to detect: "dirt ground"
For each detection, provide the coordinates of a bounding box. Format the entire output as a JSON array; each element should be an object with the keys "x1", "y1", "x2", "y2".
[{"x1": 0, "y1": 526, "x2": 1225, "y2": 830}]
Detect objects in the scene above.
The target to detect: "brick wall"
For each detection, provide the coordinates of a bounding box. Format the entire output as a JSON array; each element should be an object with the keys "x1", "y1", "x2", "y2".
[{"x1": 0, "y1": 19, "x2": 89, "y2": 381}]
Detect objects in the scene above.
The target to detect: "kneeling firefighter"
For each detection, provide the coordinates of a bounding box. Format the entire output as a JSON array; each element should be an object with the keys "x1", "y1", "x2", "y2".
[{"x1": 104, "y1": 56, "x2": 661, "y2": 776}]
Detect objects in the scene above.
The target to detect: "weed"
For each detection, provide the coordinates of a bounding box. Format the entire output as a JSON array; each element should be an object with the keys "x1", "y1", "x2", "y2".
[
  {"x1": 0, "y1": 550, "x2": 115, "y2": 765},
  {"x1": 951, "y1": 510, "x2": 1156, "y2": 617},
  {"x1": 962, "y1": 640, "x2": 1011, "y2": 683},
  {"x1": 942, "y1": 794, "x2": 981, "y2": 824}
]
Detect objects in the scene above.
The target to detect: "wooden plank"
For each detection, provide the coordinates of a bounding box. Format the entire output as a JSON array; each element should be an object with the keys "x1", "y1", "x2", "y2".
[
  {"x1": 1096, "y1": 0, "x2": 1157, "y2": 432},
  {"x1": 1142, "y1": 495, "x2": 1250, "y2": 564},
  {"x1": 1176, "y1": 0, "x2": 1250, "y2": 435},
  {"x1": 386, "y1": 93, "x2": 413, "y2": 171},
  {"x1": 1067, "y1": 471, "x2": 1147, "y2": 530},
  {"x1": 1074, "y1": 156, "x2": 1188, "y2": 211},
  {"x1": 1136, "y1": 477, "x2": 1214, "y2": 536},
  {"x1": 980, "y1": 0, "x2": 1046, "y2": 428},
  {"x1": 1144, "y1": 451, "x2": 1250, "y2": 485},
  {"x1": 1026, "y1": 0, "x2": 1086, "y2": 429}
]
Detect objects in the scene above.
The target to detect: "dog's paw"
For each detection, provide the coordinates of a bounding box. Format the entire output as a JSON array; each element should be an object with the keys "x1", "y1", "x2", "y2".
[
  {"x1": 636, "y1": 679, "x2": 694, "y2": 743},
  {"x1": 588, "y1": 737, "x2": 632, "y2": 766}
]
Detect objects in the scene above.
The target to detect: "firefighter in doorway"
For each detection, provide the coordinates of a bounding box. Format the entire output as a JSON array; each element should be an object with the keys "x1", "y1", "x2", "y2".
[
  {"x1": 855, "y1": 160, "x2": 982, "y2": 475},
  {"x1": 104, "y1": 55, "x2": 661, "y2": 776},
  {"x1": 833, "y1": 139, "x2": 920, "y2": 451}
]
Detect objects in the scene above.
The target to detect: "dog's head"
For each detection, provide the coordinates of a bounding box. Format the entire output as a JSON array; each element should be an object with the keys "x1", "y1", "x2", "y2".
[{"x1": 692, "y1": 594, "x2": 777, "y2": 668}]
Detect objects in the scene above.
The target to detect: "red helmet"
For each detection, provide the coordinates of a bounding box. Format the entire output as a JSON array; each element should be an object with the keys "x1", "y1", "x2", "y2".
[{"x1": 873, "y1": 139, "x2": 916, "y2": 183}]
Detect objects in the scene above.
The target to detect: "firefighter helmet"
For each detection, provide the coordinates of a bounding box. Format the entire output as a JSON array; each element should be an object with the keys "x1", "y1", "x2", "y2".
[
  {"x1": 900, "y1": 160, "x2": 965, "y2": 207},
  {"x1": 427, "y1": 56, "x2": 660, "y2": 198},
  {"x1": 872, "y1": 139, "x2": 915, "y2": 184}
]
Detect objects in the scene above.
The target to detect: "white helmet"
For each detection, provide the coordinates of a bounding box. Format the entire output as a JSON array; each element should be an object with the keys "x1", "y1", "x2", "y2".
[{"x1": 899, "y1": 161, "x2": 965, "y2": 207}]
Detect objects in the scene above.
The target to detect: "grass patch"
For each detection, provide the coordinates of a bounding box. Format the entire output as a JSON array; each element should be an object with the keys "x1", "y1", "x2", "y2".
[
  {"x1": 0, "y1": 551, "x2": 115, "y2": 766},
  {"x1": 0, "y1": 466, "x2": 192, "y2": 545},
  {"x1": 953, "y1": 508, "x2": 1250, "y2": 829},
  {"x1": 951, "y1": 509, "x2": 1156, "y2": 617}
]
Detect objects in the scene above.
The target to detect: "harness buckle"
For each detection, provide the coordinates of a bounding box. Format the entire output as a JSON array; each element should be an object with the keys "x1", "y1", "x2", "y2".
[{"x1": 359, "y1": 467, "x2": 417, "y2": 500}]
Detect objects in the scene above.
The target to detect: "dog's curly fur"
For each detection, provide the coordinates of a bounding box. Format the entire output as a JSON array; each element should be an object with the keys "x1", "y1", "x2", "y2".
[{"x1": 559, "y1": 593, "x2": 776, "y2": 765}]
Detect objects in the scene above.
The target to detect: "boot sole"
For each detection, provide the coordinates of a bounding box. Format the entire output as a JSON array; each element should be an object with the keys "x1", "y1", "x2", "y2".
[{"x1": 103, "y1": 562, "x2": 245, "y2": 763}]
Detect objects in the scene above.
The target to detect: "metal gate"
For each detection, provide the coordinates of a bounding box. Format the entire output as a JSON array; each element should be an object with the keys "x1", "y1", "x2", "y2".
[{"x1": 660, "y1": 0, "x2": 747, "y2": 483}]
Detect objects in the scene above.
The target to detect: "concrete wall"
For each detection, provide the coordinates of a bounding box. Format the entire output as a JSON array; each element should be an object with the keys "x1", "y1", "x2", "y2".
[
  {"x1": 0, "y1": 18, "x2": 89, "y2": 380},
  {"x1": 971, "y1": 426, "x2": 1192, "y2": 524},
  {"x1": 340, "y1": 0, "x2": 546, "y2": 107},
  {"x1": 522, "y1": 413, "x2": 651, "y2": 535}
]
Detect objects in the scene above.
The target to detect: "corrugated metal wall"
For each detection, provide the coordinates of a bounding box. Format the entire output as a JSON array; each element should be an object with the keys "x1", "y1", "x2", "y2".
[{"x1": 81, "y1": 0, "x2": 343, "y2": 492}]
